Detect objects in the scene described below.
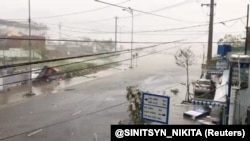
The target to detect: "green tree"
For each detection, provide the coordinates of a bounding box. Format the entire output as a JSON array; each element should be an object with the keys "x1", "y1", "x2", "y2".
[
  {"x1": 174, "y1": 47, "x2": 195, "y2": 102},
  {"x1": 93, "y1": 39, "x2": 115, "y2": 53},
  {"x1": 21, "y1": 40, "x2": 47, "y2": 60},
  {"x1": 217, "y1": 34, "x2": 244, "y2": 47},
  {"x1": 125, "y1": 85, "x2": 148, "y2": 124}
]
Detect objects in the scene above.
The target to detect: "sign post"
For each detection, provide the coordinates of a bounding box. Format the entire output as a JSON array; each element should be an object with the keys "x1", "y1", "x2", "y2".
[{"x1": 141, "y1": 92, "x2": 170, "y2": 124}]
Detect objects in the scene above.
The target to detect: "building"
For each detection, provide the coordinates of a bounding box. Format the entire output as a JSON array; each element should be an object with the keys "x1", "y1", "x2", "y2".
[
  {"x1": 186, "y1": 44, "x2": 250, "y2": 125},
  {"x1": 0, "y1": 19, "x2": 48, "y2": 91},
  {"x1": 0, "y1": 19, "x2": 48, "y2": 61},
  {"x1": 227, "y1": 54, "x2": 250, "y2": 125}
]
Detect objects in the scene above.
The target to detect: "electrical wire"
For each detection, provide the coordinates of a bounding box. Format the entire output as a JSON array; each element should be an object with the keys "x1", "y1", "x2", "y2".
[
  {"x1": 0, "y1": 37, "x2": 242, "y2": 45},
  {"x1": 0, "y1": 39, "x2": 186, "y2": 85},
  {"x1": 95, "y1": 0, "x2": 204, "y2": 23},
  {"x1": 45, "y1": 16, "x2": 246, "y2": 35},
  {"x1": 150, "y1": 0, "x2": 191, "y2": 13},
  {"x1": 0, "y1": 101, "x2": 129, "y2": 141},
  {"x1": 240, "y1": 18, "x2": 246, "y2": 27},
  {"x1": 37, "y1": 21, "x2": 110, "y2": 33},
  {"x1": 2, "y1": 34, "x2": 208, "y2": 88},
  {"x1": 65, "y1": 0, "x2": 204, "y2": 24},
  {"x1": 49, "y1": 28, "x2": 79, "y2": 39},
  {"x1": 0, "y1": 52, "x2": 126, "y2": 79},
  {"x1": 0, "y1": 48, "x2": 125, "y2": 69},
  {"x1": 0, "y1": 44, "x2": 179, "y2": 87},
  {"x1": 4, "y1": 0, "x2": 131, "y2": 21},
  {"x1": 0, "y1": 39, "x2": 184, "y2": 70},
  {"x1": 0, "y1": 62, "x2": 230, "y2": 140},
  {"x1": 0, "y1": 46, "x2": 178, "y2": 141},
  {"x1": 19, "y1": 15, "x2": 245, "y2": 38},
  {"x1": 133, "y1": 16, "x2": 246, "y2": 33},
  {"x1": 67, "y1": 17, "x2": 116, "y2": 25},
  {"x1": 221, "y1": 19, "x2": 240, "y2": 27},
  {"x1": 115, "y1": 0, "x2": 204, "y2": 23}
]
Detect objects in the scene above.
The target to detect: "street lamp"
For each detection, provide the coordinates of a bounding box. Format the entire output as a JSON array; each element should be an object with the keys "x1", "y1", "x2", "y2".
[
  {"x1": 123, "y1": 7, "x2": 133, "y2": 69},
  {"x1": 117, "y1": 25, "x2": 124, "y2": 51},
  {"x1": 27, "y1": 0, "x2": 34, "y2": 96},
  {"x1": 94, "y1": 0, "x2": 134, "y2": 68}
]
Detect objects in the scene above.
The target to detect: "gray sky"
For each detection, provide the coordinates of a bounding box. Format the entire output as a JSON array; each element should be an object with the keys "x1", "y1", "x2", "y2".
[{"x1": 0, "y1": 0, "x2": 250, "y2": 56}]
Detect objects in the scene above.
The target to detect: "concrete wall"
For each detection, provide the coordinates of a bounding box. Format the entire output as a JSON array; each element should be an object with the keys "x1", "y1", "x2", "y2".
[
  {"x1": 0, "y1": 72, "x2": 29, "y2": 92},
  {"x1": 233, "y1": 72, "x2": 250, "y2": 124},
  {"x1": 4, "y1": 73, "x2": 28, "y2": 86},
  {"x1": 0, "y1": 77, "x2": 3, "y2": 92}
]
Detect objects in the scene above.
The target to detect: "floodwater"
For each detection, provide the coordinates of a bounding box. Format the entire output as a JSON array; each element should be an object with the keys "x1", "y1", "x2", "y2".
[{"x1": 0, "y1": 52, "x2": 203, "y2": 125}]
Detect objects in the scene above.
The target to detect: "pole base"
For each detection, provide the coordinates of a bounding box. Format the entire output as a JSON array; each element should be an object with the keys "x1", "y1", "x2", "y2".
[{"x1": 24, "y1": 92, "x2": 36, "y2": 97}]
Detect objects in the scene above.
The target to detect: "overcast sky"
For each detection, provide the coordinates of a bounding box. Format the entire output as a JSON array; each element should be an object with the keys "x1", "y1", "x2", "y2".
[{"x1": 0, "y1": 0, "x2": 250, "y2": 55}]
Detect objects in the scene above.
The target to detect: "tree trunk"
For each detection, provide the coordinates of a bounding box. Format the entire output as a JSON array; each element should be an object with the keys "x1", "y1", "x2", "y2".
[{"x1": 186, "y1": 61, "x2": 190, "y2": 102}]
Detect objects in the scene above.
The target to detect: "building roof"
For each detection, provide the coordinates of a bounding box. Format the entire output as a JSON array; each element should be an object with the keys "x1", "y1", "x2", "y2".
[{"x1": 0, "y1": 19, "x2": 48, "y2": 30}]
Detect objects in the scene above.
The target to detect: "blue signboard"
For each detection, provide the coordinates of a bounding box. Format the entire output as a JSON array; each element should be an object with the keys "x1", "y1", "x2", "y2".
[{"x1": 141, "y1": 92, "x2": 170, "y2": 124}]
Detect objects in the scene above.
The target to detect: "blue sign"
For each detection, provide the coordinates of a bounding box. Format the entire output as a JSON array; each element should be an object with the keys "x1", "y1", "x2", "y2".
[{"x1": 141, "y1": 92, "x2": 170, "y2": 124}]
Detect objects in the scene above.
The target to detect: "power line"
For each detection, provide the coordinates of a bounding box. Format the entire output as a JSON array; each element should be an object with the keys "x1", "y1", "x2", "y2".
[
  {"x1": 0, "y1": 16, "x2": 244, "y2": 69},
  {"x1": 0, "y1": 101, "x2": 129, "y2": 141},
  {"x1": 134, "y1": 31, "x2": 243, "y2": 35},
  {"x1": 0, "y1": 52, "x2": 125, "y2": 79},
  {"x1": 4, "y1": 0, "x2": 131, "y2": 21},
  {"x1": 113, "y1": 0, "x2": 204, "y2": 23},
  {"x1": 0, "y1": 38, "x2": 186, "y2": 70},
  {"x1": 132, "y1": 16, "x2": 246, "y2": 33},
  {"x1": 150, "y1": 0, "x2": 190, "y2": 13},
  {"x1": 0, "y1": 43, "x2": 179, "y2": 87},
  {"x1": 0, "y1": 47, "x2": 229, "y2": 140},
  {"x1": 49, "y1": 28, "x2": 78, "y2": 39},
  {"x1": 0, "y1": 16, "x2": 245, "y2": 39},
  {"x1": 0, "y1": 45, "x2": 179, "y2": 141},
  {"x1": 1, "y1": 37, "x2": 191, "y2": 45},
  {"x1": 67, "y1": 17, "x2": 115, "y2": 25},
  {"x1": 65, "y1": 0, "x2": 204, "y2": 25},
  {"x1": 46, "y1": 16, "x2": 246, "y2": 34},
  {"x1": 0, "y1": 36, "x2": 242, "y2": 44},
  {"x1": 26, "y1": 16, "x2": 245, "y2": 38},
  {"x1": 0, "y1": 39, "x2": 184, "y2": 80},
  {"x1": 94, "y1": 0, "x2": 204, "y2": 23},
  {"x1": 0, "y1": 48, "x2": 124, "y2": 69},
  {"x1": 37, "y1": 21, "x2": 110, "y2": 33}
]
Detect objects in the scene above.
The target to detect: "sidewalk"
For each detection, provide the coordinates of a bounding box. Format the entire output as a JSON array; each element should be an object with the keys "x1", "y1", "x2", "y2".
[{"x1": 0, "y1": 64, "x2": 128, "y2": 108}]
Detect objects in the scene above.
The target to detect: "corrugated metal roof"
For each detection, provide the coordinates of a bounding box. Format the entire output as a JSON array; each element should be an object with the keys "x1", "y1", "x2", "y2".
[{"x1": 213, "y1": 69, "x2": 229, "y2": 102}]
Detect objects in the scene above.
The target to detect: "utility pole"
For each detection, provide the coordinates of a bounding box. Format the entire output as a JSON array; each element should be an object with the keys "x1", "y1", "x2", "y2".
[
  {"x1": 59, "y1": 23, "x2": 62, "y2": 46},
  {"x1": 201, "y1": 0, "x2": 215, "y2": 66},
  {"x1": 245, "y1": 4, "x2": 249, "y2": 55},
  {"x1": 27, "y1": 0, "x2": 34, "y2": 96},
  {"x1": 115, "y1": 17, "x2": 118, "y2": 52},
  {"x1": 123, "y1": 7, "x2": 134, "y2": 68},
  {"x1": 94, "y1": 0, "x2": 134, "y2": 68},
  {"x1": 225, "y1": 65, "x2": 233, "y2": 125},
  {"x1": 131, "y1": 8, "x2": 134, "y2": 68}
]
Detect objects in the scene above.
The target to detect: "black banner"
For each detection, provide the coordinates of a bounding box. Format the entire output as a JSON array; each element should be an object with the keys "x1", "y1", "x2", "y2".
[{"x1": 111, "y1": 125, "x2": 250, "y2": 140}]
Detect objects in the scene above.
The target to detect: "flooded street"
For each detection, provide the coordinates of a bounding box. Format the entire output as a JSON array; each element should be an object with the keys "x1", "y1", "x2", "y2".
[
  {"x1": 0, "y1": 0, "x2": 248, "y2": 140},
  {"x1": 0, "y1": 52, "x2": 202, "y2": 140}
]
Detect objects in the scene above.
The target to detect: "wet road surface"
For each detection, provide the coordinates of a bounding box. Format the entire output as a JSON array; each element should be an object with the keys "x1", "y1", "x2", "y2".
[{"x1": 0, "y1": 53, "x2": 201, "y2": 141}]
